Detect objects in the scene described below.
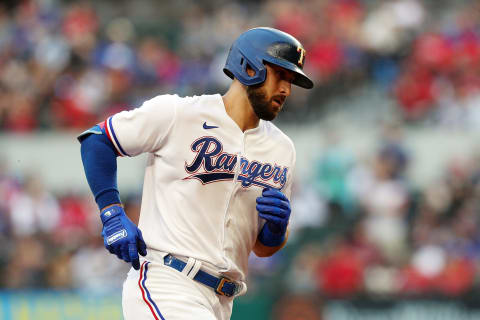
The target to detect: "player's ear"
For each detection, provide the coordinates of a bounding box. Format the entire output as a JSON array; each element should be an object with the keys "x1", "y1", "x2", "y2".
[{"x1": 246, "y1": 63, "x2": 256, "y2": 77}]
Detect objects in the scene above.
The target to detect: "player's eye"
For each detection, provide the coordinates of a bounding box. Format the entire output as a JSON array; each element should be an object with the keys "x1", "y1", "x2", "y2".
[
  {"x1": 280, "y1": 71, "x2": 294, "y2": 83},
  {"x1": 276, "y1": 70, "x2": 287, "y2": 79},
  {"x1": 271, "y1": 66, "x2": 294, "y2": 83}
]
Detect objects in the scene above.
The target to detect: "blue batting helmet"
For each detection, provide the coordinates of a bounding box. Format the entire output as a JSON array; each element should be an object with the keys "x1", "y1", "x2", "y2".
[{"x1": 223, "y1": 27, "x2": 314, "y2": 89}]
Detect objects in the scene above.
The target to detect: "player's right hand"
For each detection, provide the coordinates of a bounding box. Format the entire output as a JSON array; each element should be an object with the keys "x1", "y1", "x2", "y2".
[{"x1": 100, "y1": 204, "x2": 147, "y2": 270}]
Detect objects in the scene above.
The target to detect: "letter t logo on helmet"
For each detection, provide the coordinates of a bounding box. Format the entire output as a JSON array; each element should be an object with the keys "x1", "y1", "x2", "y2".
[{"x1": 223, "y1": 27, "x2": 314, "y2": 89}]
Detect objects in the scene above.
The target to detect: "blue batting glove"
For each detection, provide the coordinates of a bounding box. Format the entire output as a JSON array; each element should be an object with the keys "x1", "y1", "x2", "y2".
[
  {"x1": 100, "y1": 205, "x2": 147, "y2": 270},
  {"x1": 256, "y1": 188, "x2": 291, "y2": 246}
]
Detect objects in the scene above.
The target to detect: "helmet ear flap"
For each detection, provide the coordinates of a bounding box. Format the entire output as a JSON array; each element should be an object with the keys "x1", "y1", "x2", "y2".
[
  {"x1": 224, "y1": 47, "x2": 266, "y2": 86},
  {"x1": 241, "y1": 57, "x2": 255, "y2": 78},
  {"x1": 238, "y1": 52, "x2": 267, "y2": 85}
]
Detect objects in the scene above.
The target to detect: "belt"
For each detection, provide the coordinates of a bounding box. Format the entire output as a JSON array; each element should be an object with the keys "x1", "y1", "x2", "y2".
[{"x1": 163, "y1": 254, "x2": 239, "y2": 297}]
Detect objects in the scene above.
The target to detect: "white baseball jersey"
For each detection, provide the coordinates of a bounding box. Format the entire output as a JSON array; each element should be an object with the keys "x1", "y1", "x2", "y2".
[{"x1": 103, "y1": 93, "x2": 295, "y2": 284}]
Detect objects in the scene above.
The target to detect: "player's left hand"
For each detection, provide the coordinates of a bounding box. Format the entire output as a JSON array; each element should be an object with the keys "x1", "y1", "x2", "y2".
[
  {"x1": 100, "y1": 205, "x2": 147, "y2": 270},
  {"x1": 256, "y1": 188, "x2": 291, "y2": 235}
]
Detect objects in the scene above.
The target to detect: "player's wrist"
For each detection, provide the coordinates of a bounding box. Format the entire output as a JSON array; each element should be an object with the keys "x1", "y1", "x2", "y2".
[
  {"x1": 95, "y1": 189, "x2": 121, "y2": 211},
  {"x1": 258, "y1": 223, "x2": 286, "y2": 247},
  {"x1": 100, "y1": 204, "x2": 125, "y2": 224}
]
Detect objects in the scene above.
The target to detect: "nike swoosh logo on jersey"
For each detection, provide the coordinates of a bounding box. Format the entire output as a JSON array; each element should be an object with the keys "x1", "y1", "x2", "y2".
[{"x1": 203, "y1": 122, "x2": 218, "y2": 129}]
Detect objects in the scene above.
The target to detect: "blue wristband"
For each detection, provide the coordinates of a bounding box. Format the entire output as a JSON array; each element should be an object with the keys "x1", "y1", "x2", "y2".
[
  {"x1": 96, "y1": 189, "x2": 121, "y2": 211},
  {"x1": 258, "y1": 224, "x2": 285, "y2": 247}
]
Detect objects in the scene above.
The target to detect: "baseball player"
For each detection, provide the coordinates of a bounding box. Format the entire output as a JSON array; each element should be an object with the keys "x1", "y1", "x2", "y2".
[{"x1": 79, "y1": 27, "x2": 313, "y2": 319}]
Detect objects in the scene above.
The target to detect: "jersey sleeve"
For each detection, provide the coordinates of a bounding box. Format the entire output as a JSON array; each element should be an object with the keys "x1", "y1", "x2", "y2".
[{"x1": 104, "y1": 94, "x2": 178, "y2": 157}]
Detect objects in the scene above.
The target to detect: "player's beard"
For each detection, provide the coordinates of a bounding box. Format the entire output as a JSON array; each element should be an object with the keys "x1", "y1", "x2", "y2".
[{"x1": 246, "y1": 85, "x2": 283, "y2": 121}]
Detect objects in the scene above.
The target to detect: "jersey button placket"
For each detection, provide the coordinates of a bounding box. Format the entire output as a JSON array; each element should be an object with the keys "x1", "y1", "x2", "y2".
[{"x1": 221, "y1": 135, "x2": 243, "y2": 256}]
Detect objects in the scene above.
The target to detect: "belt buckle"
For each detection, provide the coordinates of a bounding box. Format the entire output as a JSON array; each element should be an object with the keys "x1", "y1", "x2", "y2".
[{"x1": 215, "y1": 277, "x2": 235, "y2": 297}]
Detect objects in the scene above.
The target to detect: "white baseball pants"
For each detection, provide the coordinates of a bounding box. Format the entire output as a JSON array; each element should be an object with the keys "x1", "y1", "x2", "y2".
[{"x1": 122, "y1": 258, "x2": 234, "y2": 320}]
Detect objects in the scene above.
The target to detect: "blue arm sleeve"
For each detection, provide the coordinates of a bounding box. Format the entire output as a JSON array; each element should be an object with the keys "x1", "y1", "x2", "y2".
[{"x1": 79, "y1": 126, "x2": 121, "y2": 210}]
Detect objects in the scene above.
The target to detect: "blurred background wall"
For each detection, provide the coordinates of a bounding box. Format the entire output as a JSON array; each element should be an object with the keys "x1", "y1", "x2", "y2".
[{"x1": 1, "y1": 0, "x2": 480, "y2": 319}]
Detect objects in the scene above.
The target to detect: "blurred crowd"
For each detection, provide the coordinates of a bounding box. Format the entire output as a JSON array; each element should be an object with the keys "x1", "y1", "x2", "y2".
[
  {"x1": 281, "y1": 125, "x2": 480, "y2": 300},
  {"x1": 0, "y1": 0, "x2": 479, "y2": 131},
  {"x1": 0, "y1": 158, "x2": 140, "y2": 290}
]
